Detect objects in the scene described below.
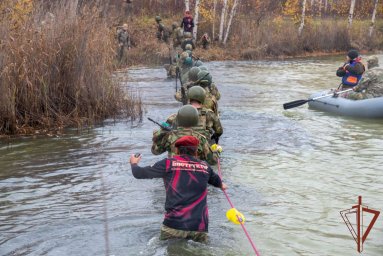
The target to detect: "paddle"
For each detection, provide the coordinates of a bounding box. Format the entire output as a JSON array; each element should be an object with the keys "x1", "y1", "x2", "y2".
[{"x1": 283, "y1": 88, "x2": 353, "y2": 110}]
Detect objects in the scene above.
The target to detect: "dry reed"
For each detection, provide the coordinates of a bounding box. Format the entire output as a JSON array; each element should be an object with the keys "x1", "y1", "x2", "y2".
[{"x1": 0, "y1": 3, "x2": 142, "y2": 135}]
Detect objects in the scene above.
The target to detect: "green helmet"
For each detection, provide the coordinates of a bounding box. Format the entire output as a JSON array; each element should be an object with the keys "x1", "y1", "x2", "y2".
[
  {"x1": 194, "y1": 60, "x2": 204, "y2": 67},
  {"x1": 188, "y1": 67, "x2": 201, "y2": 82},
  {"x1": 155, "y1": 16, "x2": 161, "y2": 22},
  {"x1": 184, "y1": 57, "x2": 193, "y2": 66},
  {"x1": 184, "y1": 32, "x2": 192, "y2": 38},
  {"x1": 199, "y1": 66, "x2": 208, "y2": 71},
  {"x1": 185, "y1": 44, "x2": 193, "y2": 51},
  {"x1": 197, "y1": 70, "x2": 211, "y2": 85},
  {"x1": 187, "y1": 86, "x2": 206, "y2": 104},
  {"x1": 177, "y1": 105, "x2": 199, "y2": 127},
  {"x1": 172, "y1": 22, "x2": 178, "y2": 29}
]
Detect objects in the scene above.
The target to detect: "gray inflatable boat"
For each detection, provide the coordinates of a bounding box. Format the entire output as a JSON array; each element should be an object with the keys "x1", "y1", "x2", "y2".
[{"x1": 308, "y1": 91, "x2": 383, "y2": 118}]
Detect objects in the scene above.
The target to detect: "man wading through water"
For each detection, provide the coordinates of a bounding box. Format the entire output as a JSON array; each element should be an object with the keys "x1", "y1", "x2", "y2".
[{"x1": 130, "y1": 135, "x2": 227, "y2": 242}]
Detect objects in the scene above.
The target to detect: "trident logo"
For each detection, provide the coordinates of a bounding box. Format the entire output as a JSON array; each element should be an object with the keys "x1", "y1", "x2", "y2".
[{"x1": 340, "y1": 196, "x2": 380, "y2": 253}]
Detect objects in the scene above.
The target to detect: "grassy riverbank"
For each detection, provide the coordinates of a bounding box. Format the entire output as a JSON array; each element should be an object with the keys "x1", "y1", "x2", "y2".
[
  {"x1": 124, "y1": 14, "x2": 383, "y2": 66},
  {"x1": 0, "y1": 3, "x2": 142, "y2": 136}
]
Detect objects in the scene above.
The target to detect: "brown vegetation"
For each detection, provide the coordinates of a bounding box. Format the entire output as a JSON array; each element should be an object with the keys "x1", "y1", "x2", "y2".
[
  {"x1": 0, "y1": 2, "x2": 142, "y2": 136},
  {"x1": 114, "y1": 1, "x2": 383, "y2": 66}
]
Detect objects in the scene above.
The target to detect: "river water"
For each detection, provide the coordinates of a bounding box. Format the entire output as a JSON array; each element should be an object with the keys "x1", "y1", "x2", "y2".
[{"x1": 1, "y1": 56, "x2": 383, "y2": 256}]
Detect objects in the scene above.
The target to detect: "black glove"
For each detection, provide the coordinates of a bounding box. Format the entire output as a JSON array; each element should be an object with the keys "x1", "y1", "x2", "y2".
[{"x1": 211, "y1": 133, "x2": 220, "y2": 144}]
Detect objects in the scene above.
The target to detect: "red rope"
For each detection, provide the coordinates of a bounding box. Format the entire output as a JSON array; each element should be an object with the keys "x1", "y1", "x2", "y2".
[{"x1": 217, "y1": 158, "x2": 261, "y2": 256}]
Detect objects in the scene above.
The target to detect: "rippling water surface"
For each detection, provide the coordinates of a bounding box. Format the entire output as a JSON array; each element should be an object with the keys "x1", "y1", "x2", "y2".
[{"x1": 1, "y1": 56, "x2": 383, "y2": 256}]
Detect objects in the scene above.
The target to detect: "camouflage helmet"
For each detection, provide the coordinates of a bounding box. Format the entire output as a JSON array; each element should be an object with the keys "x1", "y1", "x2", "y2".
[
  {"x1": 184, "y1": 32, "x2": 192, "y2": 38},
  {"x1": 172, "y1": 22, "x2": 178, "y2": 29},
  {"x1": 185, "y1": 44, "x2": 193, "y2": 51},
  {"x1": 194, "y1": 60, "x2": 204, "y2": 67},
  {"x1": 155, "y1": 16, "x2": 161, "y2": 22},
  {"x1": 188, "y1": 86, "x2": 206, "y2": 104},
  {"x1": 199, "y1": 66, "x2": 208, "y2": 71},
  {"x1": 176, "y1": 105, "x2": 199, "y2": 127},
  {"x1": 367, "y1": 55, "x2": 379, "y2": 69},
  {"x1": 188, "y1": 67, "x2": 201, "y2": 82},
  {"x1": 184, "y1": 57, "x2": 193, "y2": 66}
]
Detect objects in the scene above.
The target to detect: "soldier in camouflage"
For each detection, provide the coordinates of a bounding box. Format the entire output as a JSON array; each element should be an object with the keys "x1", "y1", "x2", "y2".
[
  {"x1": 199, "y1": 33, "x2": 211, "y2": 50},
  {"x1": 181, "y1": 32, "x2": 196, "y2": 51},
  {"x1": 116, "y1": 23, "x2": 131, "y2": 63},
  {"x1": 151, "y1": 105, "x2": 218, "y2": 165},
  {"x1": 168, "y1": 86, "x2": 223, "y2": 144},
  {"x1": 191, "y1": 70, "x2": 221, "y2": 115},
  {"x1": 347, "y1": 56, "x2": 383, "y2": 100},
  {"x1": 155, "y1": 16, "x2": 170, "y2": 43},
  {"x1": 175, "y1": 66, "x2": 201, "y2": 104},
  {"x1": 171, "y1": 22, "x2": 184, "y2": 49}
]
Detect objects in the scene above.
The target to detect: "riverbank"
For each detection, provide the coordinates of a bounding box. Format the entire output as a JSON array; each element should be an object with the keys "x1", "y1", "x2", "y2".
[
  {"x1": 0, "y1": 3, "x2": 142, "y2": 137},
  {"x1": 123, "y1": 15, "x2": 383, "y2": 67}
]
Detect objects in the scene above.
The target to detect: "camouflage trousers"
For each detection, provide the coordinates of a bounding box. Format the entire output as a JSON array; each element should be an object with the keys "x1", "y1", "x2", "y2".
[{"x1": 159, "y1": 225, "x2": 208, "y2": 243}]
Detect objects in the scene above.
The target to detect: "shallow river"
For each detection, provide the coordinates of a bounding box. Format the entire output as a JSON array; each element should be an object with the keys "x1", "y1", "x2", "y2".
[{"x1": 1, "y1": 55, "x2": 383, "y2": 256}]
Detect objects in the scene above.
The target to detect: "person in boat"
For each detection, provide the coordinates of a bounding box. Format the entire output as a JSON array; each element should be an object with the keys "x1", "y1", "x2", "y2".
[
  {"x1": 130, "y1": 135, "x2": 227, "y2": 243},
  {"x1": 168, "y1": 86, "x2": 223, "y2": 144},
  {"x1": 347, "y1": 56, "x2": 383, "y2": 100},
  {"x1": 336, "y1": 50, "x2": 365, "y2": 91},
  {"x1": 151, "y1": 105, "x2": 219, "y2": 165}
]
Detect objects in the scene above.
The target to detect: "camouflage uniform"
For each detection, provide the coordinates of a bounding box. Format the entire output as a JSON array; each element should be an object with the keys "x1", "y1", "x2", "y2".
[
  {"x1": 171, "y1": 22, "x2": 184, "y2": 49},
  {"x1": 181, "y1": 32, "x2": 196, "y2": 51},
  {"x1": 193, "y1": 71, "x2": 221, "y2": 115},
  {"x1": 347, "y1": 56, "x2": 383, "y2": 100},
  {"x1": 175, "y1": 67, "x2": 201, "y2": 104},
  {"x1": 155, "y1": 16, "x2": 170, "y2": 43},
  {"x1": 151, "y1": 127, "x2": 217, "y2": 165},
  {"x1": 116, "y1": 24, "x2": 131, "y2": 62},
  {"x1": 200, "y1": 33, "x2": 210, "y2": 49},
  {"x1": 165, "y1": 108, "x2": 223, "y2": 141},
  {"x1": 160, "y1": 225, "x2": 207, "y2": 242}
]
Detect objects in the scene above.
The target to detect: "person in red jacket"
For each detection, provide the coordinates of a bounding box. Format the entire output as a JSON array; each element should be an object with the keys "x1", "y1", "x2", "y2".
[
  {"x1": 181, "y1": 10, "x2": 194, "y2": 33},
  {"x1": 129, "y1": 135, "x2": 227, "y2": 242}
]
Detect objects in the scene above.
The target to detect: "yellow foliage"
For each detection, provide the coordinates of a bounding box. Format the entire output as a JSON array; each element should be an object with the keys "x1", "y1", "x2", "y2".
[
  {"x1": 199, "y1": 1, "x2": 214, "y2": 22},
  {"x1": 0, "y1": 0, "x2": 33, "y2": 29},
  {"x1": 283, "y1": 0, "x2": 299, "y2": 17}
]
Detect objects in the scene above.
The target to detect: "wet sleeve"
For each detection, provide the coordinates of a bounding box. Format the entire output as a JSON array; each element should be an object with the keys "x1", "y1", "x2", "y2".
[
  {"x1": 210, "y1": 112, "x2": 223, "y2": 137},
  {"x1": 131, "y1": 159, "x2": 167, "y2": 179},
  {"x1": 151, "y1": 130, "x2": 168, "y2": 155},
  {"x1": 207, "y1": 166, "x2": 222, "y2": 188}
]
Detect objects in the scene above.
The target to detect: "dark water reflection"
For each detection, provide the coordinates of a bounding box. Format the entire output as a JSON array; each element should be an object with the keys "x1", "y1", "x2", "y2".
[{"x1": 1, "y1": 56, "x2": 383, "y2": 256}]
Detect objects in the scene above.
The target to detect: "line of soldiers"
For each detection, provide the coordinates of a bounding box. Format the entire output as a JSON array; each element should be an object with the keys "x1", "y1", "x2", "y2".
[
  {"x1": 150, "y1": 41, "x2": 223, "y2": 166},
  {"x1": 155, "y1": 15, "x2": 211, "y2": 78}
]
